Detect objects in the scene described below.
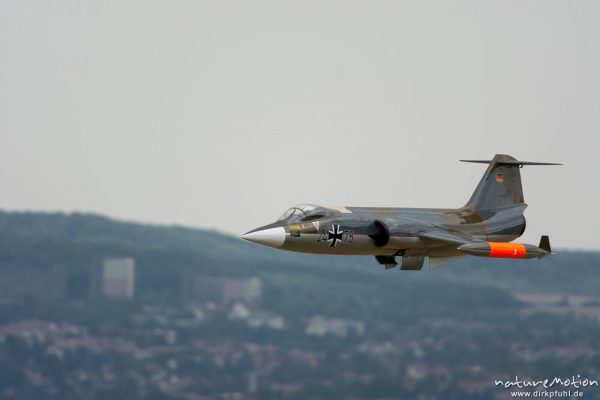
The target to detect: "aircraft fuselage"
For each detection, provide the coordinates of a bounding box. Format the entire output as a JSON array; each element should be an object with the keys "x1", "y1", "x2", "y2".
[
  {"x1": 241, "y1": 154, "x2": 556, "y2": 269},
  {"x1": 243, "y1": 204, "x2": 526, "y2": 258}
]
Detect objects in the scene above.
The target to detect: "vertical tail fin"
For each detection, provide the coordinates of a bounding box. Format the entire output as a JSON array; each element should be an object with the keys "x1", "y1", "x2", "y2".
[
  {"x1": 538, "y1": 235, "x2": 551, "y2": 253},
  {"x1": 460, "y1": 154, "x2": 561, "y2": 211}
]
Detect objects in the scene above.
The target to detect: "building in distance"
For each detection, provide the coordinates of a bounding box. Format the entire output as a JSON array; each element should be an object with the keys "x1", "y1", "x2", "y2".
[
  {"x1": 183, "y1": 275, "x2": 262, "y2": 305},
  {"x1": 101, "y1": 257, "x2": 135, "y2": 300}
]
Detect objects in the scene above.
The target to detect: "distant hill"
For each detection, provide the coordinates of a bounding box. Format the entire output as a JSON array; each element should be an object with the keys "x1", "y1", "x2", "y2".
[
  {"x1": 3, "y1": 211, "x2": 600, "y2": 399},
  {"x1": 0, "y1": 210, "x2": 598, "y2": 297}
]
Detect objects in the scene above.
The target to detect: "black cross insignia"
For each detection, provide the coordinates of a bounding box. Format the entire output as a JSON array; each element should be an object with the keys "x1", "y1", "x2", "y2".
[{"x1": 327, "y1": 225, "x2": 343, "y2": 248}]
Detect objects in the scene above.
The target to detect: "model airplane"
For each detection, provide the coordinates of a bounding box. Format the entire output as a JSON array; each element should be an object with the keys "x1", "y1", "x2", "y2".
[{"x1": 241, "y1": 154, "x2": 560, "y2": 270}]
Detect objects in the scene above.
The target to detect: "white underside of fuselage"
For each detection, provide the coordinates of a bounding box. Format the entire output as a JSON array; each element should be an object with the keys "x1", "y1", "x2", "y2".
[{"x1": 279, "y1": 233, "x2": 521, "y2": 257}]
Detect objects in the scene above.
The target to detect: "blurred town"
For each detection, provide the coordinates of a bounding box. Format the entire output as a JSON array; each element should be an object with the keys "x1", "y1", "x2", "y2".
[{"x1": 1, "y1": 212, "x2": 600, "y2": 399}]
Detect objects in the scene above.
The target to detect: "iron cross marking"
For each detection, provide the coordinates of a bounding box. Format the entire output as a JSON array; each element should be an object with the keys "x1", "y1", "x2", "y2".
[{"x1": 327, "y1": 225, "x2": 343, "y2": 247}]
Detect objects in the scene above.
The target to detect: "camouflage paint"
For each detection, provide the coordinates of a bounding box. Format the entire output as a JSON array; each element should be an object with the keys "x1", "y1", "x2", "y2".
[{"x1": 242, "y1": 155, "x2": 559, "y2": 269}]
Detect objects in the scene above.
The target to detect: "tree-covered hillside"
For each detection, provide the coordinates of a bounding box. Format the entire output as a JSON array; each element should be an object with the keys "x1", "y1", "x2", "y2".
[
  {"x1": 0, "y1": 210, "x2": 598, "y2": 296},
  {"x1": 1, "y1": 211, "x2": 599, "y2": 399}
]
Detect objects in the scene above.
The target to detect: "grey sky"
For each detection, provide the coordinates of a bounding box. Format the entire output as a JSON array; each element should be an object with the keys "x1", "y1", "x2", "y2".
[{"x1": 1, "y1": 1, "x2": 599, "y2": 249}]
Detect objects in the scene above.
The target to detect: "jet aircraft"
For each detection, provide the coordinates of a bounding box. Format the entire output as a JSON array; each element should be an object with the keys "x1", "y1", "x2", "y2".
[{"x1": 241, "y1": 154, "x2": 560, "y2": 269}]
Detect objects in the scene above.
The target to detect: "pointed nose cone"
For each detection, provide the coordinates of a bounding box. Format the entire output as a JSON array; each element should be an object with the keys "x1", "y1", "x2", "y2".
[{"x1": 241, "y1": 227, "x2": 286, "y2": 248}]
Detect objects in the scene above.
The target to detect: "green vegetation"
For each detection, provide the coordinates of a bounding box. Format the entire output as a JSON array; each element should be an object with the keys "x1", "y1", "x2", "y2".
[{"x1": 0, "y1": 211, "x2": 599, "y2": 399}]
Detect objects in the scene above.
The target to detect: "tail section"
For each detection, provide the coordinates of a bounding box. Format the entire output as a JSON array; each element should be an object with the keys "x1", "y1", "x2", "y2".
[
  {"x1": 461, "y1": 154, "x2": 560, "y2": 211},
  {"x1": 538, "y1": 235, "x2": 551, "y2": 253}
]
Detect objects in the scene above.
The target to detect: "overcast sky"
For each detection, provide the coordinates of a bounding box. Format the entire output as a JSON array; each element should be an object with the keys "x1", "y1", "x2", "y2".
[{"x1": 1, "y1": 1, "x2": 598, "y2": 249}]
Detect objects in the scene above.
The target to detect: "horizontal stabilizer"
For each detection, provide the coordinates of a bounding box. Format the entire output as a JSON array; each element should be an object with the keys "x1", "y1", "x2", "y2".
[{"x1": 460, "y1": 159, "x2": 562, "y2": 166}]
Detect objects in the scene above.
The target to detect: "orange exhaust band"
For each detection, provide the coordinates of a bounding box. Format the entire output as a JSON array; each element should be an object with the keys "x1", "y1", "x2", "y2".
[{"x1": 488, "y1": 242, "x2": 526, "y2": 258}]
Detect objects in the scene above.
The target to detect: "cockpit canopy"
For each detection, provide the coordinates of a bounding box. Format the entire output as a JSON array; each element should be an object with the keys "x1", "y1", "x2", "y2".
[{"x1": 278, "y1": 204, "x2": 332, "y2": 223}]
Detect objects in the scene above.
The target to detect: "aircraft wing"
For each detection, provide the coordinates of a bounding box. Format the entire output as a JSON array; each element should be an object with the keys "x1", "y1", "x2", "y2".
[
  {"x1": 418, "y1": 229, "x2": 478, "y2": 269},
  {"x1": 420, "y1": 229, "x2": 551, "y2": 266},
  {"x1": 419, "y1": 229, "x2": 481, "y2": 246}
]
